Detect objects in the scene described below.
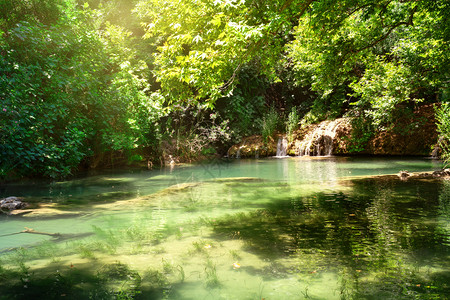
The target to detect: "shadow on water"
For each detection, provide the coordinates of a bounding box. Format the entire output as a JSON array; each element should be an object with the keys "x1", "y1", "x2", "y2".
[
  {"x1": 0, "y1": 173, "x2": 144, "y2": 209},
  {"x1": 209, "y1": 177, "x2": 450, "y2": 298},
  {"x1": 0, "y1": 260, "x2": 174, "y2": 300}
]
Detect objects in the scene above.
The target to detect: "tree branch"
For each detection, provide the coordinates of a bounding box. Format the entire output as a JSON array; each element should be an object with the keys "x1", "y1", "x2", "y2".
[
  {"x1": 346, "y1": 2, "x2": 377, "y2": 18},
  {"x1": 293, "y1": 0, "x2": 316, "y2": 18},
  {"x1": 354, "y1": 5, "x2": 417, "y2": 54},
  {"x1": 218, "y1": 0, "x2": 316, "y2": 92}
]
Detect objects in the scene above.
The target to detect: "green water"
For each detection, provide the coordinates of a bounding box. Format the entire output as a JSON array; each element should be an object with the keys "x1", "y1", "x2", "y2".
[{"x1": 0, "y1": 157, "x2": 449, "y2": 299}]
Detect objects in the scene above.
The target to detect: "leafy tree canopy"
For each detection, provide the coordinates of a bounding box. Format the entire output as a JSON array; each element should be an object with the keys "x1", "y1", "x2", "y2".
[
  {"x1": 136, "y1": 0, "x2": 448, "y2": 114},
  {"x1": 0, "y1": 0, "x2": 449, "y2": 178},
  {"x1": 0, "y1": 0, "x2": 161, "y2": 177}
]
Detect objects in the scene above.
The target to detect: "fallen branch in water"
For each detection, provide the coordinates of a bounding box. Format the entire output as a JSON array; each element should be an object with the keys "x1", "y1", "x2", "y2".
[
  {"x1": 21, "y1": 227, "x2": 61, "y2": 237},
  {"x1": 0, "y1": 227, "x2": 61, "y2": 238}
]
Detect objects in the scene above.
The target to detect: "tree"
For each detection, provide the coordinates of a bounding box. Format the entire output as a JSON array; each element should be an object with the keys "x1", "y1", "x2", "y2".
[
  {"x1": 134, "y1": 0, "x2": 312, "y2": 106},
  {"x1": 288, "y1": 0, "x2": 449, "y2": 126},
  {"x1": 0, "y1": 1, "x2": 161, "y2": 178}
]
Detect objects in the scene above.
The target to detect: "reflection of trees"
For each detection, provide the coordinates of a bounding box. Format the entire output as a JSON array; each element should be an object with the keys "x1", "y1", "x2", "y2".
[
  {"x1": 293, "y1": 158, "x2": 340, "y2": 183},
  {"x1": 438, "y1": 180, "x2": 450, "y2": 245},
  {"x1": 211, "y1": 177, "x2": 449, "y2": 298},
  {"x1": 0, "y1": 175, "x2": 139, "y2": 206}
]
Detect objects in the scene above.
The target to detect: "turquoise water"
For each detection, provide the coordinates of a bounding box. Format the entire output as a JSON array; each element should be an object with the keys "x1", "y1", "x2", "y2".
[{"x1": 0, "y1": 157, "x2": 448, "y2": 299}]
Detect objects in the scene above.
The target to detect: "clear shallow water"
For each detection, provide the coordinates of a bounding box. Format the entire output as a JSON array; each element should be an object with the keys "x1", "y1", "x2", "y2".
[{"x1": 0, "y1": 157, "x2": 448, "y2": 299}]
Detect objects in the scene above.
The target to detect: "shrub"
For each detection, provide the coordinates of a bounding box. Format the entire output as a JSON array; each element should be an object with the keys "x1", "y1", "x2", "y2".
[
  {"x1": 261, "y1": 107, "x2": 280, "y2": 143},
  {"x1": 286, "y1": 106, "x2": 300, "y2": 142}
]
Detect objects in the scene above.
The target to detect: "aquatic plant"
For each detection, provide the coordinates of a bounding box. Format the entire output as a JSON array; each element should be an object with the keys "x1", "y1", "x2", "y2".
[
  {"x1": 34, "y1": 241, "x2": 61, "y2": 263},
  {"x1": 77, "y1": 243, "x2": 96, "y2": 259},
  {"x1": 161, "y1": 258, "x2": 174, "y2": 274},
  {"x1": 177, "y1": 265, "x2": 185, "y2": 283},
  {"x1": 204, "y1": 259, "x2": 220, "y2": 288},
  {"x1": 160, "y1": 222, "x2": 185, "y2": 241},
  {"x1": 142, "y1": 268, "x2": 169, "y2": 289},
  {"x1": 229, "y1": 249, "x2": 242, "y2": 260},
  {"x1": 130, "y1": 242, "x2": 145, "y2": 255},
  {"x1": 0, "y1": 259, "x2": 149, "y2": 299},
  {"x1": 116, "y1": 289, "x2": 141, "y2": 300},
  {"x1": 92, "y1": 225, "x2": 121, "y2": 253},
  {"x1": 97, "y1": 262, "x2": 143, "y2": 299},
  {"x1": 126, "y1": 223, "x2": 149, "y2": 241},
  {"x1": 10, "y1": 247, "x2": 31, "y2": 266},
  {"x1": 183, "y1": 188, "x2": 201, "y2": 212},
  {"x1": 191, "y1": 240, "x2": 209, "y2": 254},
  {"x1": 301, "y1": 286, "x2": 311, "y2": 299}
]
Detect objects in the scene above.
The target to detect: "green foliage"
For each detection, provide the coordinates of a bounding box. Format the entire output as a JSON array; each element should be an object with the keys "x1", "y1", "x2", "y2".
[
  {"x1": 1, "y1": 0, "x2": 449, "y2": 176},
  {"x1": 349, "y1": 58, "x2": 422, "y2": 130},
  {"x1": 286, "y1": 106, "x2": 299, "y2": 142},
  {"x1": 219, "y1": 65, "x2": 267, "y2": 138},
  {"x1": 224, "y1": 92, "x2": 264, "y2": 137},
  {"x1": 0, "y1": 2, "x2": 161, "y2": 178},
  {"x1": 436, "y1": 102, "x2": 450, "y2": 166},
  {"x1": 261, "y1": 107, "x2": 280, "y2": 143},
  {"x1": 0, "y1": 0, "x2": 64, "y2": 29},
  {"x1": 288, "y1": 0, "x2": 448, "y2": 132},
  {"x1": 160, "y1": 106, "x2": 235, "y2": 161},
  {"x1": 346, "y1": 115, "x2": 376, "y2": 153},
  {"x1": 135, "y1": 0, "x2": 301, "y2": 106}
]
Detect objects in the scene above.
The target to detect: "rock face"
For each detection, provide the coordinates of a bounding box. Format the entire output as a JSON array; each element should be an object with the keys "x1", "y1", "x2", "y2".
[
  {"x1": 293, "y1": 118, "x2": 351, "y2": 156},
  {"x1": 228, "y1": 105, "x2": 439, "y2": 158},
  {"x1": 365, "y1": 104, "x2": 438, "y2": 156},
  {"x1": 1, "y1": 196, "x2": 26, "y2": 213},
  {"x1": 228, "y1": 135, "x2": 278, "y2": 158}
]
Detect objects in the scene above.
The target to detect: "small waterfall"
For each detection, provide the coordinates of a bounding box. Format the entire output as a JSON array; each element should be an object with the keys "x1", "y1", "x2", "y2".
[
  {"x1": 298, "y1": 119, "x2": 345, "y2": 156},
  {"x1": 236, "y1": 148, "x2": 241, "y2": 159},
  {"x1": 276, "y1": 136, "x2": 288, "y2": 157},
  {"x1": 431, "y1": 136, "x2": 443, "y2": 158}
]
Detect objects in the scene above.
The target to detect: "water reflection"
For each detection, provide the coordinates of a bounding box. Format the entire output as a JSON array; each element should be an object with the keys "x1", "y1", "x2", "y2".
[
  {"x1": 210, "y1": 178, "x2": 449, "y2": 298},
  {"x1": 1, "y1": 157, "x2": 442, "y2": 202}
]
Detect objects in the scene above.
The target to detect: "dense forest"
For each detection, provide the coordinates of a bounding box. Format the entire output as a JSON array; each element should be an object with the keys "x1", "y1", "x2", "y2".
[{"x1": 0, "y1": 0, "x2": 449, "y2": 178}]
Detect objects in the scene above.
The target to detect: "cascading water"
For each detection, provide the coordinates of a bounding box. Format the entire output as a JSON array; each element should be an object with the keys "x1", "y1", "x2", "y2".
[
  {"x1": 236, "y1": 148, "x2": 241, "y2": 158},
  {"x1": 276, "y1": 136, "x2": 288, "y2": 157},
  {"x1": 297, "y1": 119, "x2": 346, "y2": 156}
]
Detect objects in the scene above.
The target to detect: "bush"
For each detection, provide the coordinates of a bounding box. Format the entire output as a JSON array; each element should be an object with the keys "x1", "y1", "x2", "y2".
[
  {"x1": 261, "y1": 107, "x2": 280, "y2": 143},
  {"x1": 0, "y1": 7, "x2": 160, "y2": 178},
  {"x1": 286, "y1": 106, "x2": 299, "y2": 142}
]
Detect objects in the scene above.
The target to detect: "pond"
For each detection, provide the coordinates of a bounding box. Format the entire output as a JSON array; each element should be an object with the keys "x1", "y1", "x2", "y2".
[{"x1": 0, "y1": 157, "x2": 449, "y2": 299}]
